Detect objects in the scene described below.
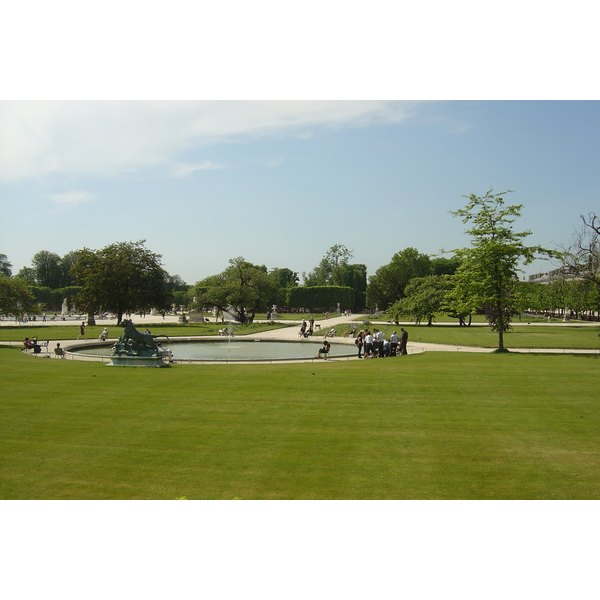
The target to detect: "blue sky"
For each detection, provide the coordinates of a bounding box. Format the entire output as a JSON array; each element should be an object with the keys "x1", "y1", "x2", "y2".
[{"x1": 1, "y1": 100, "x2": 598, "y2": 285}]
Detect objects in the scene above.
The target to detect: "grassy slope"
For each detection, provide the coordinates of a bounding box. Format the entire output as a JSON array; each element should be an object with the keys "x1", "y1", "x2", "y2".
[{"x1": 1, "y1": 346, "x2": 599, "y2": 500}]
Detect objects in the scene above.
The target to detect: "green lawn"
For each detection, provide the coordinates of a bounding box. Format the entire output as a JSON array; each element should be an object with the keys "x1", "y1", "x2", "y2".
[{"x1": 1, "y1": 346, "x2": 599, "y2": 499}]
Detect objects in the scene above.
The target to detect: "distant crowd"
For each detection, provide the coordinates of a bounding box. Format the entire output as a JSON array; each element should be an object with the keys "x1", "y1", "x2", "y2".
[{"x1": 353, "y1": 328, "x2": 408, "y2": 358}]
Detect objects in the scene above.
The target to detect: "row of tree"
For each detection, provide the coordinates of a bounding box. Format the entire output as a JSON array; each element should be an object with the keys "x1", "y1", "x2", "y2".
[
  {"x1": 384, "y1": 191, "x2": 599, "y2": 350},
  {"x1": 0, "y1": 242, "x2": 185, "y2": 325},
  {"x1": 387, "y1": 274, "x2": 600, "y2": 326}
]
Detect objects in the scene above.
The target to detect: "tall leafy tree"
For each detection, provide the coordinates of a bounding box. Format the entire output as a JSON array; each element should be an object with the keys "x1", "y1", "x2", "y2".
[
  {"x1": 60, "y1": 250, "x2": 81, "y2": 287},
  {"x1": 196, "y1": 257, "x2": 276, "y2": 324},
  {"x1": 71, "y1": 240, "x2": 171, "y2": 325},
  {"x1": 31, "y1": 250, "x2": 63, "y2": 288},
  {"x1": 15, "y1": 267, "x2": 36, "y2": 284},
  {"x1": 366, "y1": 247, "x2": 431, "y2": 310},
  {"x1": 0, "y1": 253, "x2": 12, "y2": 277},
  {"x1": 270, "y1": 267, "x2": 299, "y2": 289},
  {"x1": 304, "y1": 244, "x2": 353, "y2": 286},
  {"x1": 386, "y1": 275, "x2": 452, "y2": 325},
  {"x1": 450, "y1": 189, "x2": 556, "y2": 351},
  {"x1": 270, "y1": 267, "x2": 300, "y2": 307},
  {"x1": 0, "y1": 275, "x2": 36, "y2": 318}
]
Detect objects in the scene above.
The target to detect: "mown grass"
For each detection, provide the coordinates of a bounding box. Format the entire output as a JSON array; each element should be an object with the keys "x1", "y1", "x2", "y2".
[{"x1": 1, "y1": 346, "x2": 599, "y2": 499}]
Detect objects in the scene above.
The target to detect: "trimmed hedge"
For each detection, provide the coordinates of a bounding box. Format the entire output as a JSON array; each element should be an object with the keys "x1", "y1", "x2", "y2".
[{"x1": 287, "y1": 286, "x2": 353, "y2": 312}]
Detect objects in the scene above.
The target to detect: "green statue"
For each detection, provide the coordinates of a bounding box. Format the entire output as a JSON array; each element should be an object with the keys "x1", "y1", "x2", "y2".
[{"x1": 111, "y1": 319, "x2": 170, "y2": 357}]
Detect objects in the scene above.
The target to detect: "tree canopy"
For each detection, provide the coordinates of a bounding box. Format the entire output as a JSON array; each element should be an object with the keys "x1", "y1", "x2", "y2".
[
  {"x1": 195, "y1": 257, "x2": 276, "y2": 324},
  {"x1": 31, "y1": 250, "x2": 64, "y2": 289},
  {"x1": 303, "y1": 244, "x2": 354, "y2": 286},
  {"x1": 386, "y1": 275, "x2": 452, "y2": 326},
  {"x1": 71, "y1": 240, "x2": 171, "y2": 325},
  {"x1": 366, "y1": 247, "x2": 431, "y2": 310},
  {"x1": 0, "y1": 274, "x2": 36, "y2": 318},
  {"x1": 0, "y1": 253, "x2": 12, "y2": 277}
]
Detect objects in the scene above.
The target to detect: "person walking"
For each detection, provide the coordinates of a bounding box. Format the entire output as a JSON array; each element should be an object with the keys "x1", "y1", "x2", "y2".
[{"x1": 77, "y1": 321, "x2": 86, "y2": 340}]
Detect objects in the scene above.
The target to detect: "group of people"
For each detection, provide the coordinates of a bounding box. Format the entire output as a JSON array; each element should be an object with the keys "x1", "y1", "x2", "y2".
[
  {"x1": 354, "y1": 328, "x2": 408, "y2": 358},
  {"x1": 23, "y1": 337, "x2": 66, "y2": 358},
  {"x1": 299, "y1": 318, "x2": 316, "y2": 338},
  {"x1": 23, "y1": 337, "x2": 42, "y2": 353}
]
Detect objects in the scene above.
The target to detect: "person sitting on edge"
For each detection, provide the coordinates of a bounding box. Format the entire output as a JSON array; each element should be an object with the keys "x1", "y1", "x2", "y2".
[
  {"x1": 54, "y1": 343, "x2": 65, "y2": 358},
  {"x1": 315, "y1": 340, "x2": 330, "y2": 359},
  {"x1": 26, "y1": 337, "x2": 42, "y2": 353}
]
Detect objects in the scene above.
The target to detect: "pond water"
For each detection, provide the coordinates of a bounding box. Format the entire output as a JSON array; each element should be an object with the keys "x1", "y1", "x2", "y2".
[{"x1": 75, "y1": 340, "x2": 354, "y2": 361}]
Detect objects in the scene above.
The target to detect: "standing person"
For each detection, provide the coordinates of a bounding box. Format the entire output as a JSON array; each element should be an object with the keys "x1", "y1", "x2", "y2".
[
  {"x1": 374, "y1": 328, "x2": 385, "y2": 358},
  {"x1": 299, "y1": 320, "x2": 307, "y2": 337},
  {"x1": 77, "y1": 321, "x2": 86, "y2": 340},
  {"x1": 399, "y1": 328, "x2": 408, "y2": 355},
  {"x1": 390, "y1": 331, "x2": 399, "y2": 356},
  {"x1": 364, "y1": 330, "x2": 374, "y2": 358},
  {"x1": 355, "y1": 331, "x2": 364, "y2": 358}
]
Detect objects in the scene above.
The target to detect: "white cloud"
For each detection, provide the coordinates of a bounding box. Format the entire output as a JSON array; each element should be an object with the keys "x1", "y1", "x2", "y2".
[
  {"x1": 173, "y1": 161, "x2": 228, "y2": 178},
  {"x1": 0, "y1": 101, "x2": 419, "y2": 183},
  {"x1": 47, "y1": 190, "x2": 94, "y2": 207}
]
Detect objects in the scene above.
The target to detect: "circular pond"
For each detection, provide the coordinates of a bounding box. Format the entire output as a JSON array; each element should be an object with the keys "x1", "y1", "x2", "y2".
[{"x1": 72, "y1": 339, "x2": 354, "y2": 362}]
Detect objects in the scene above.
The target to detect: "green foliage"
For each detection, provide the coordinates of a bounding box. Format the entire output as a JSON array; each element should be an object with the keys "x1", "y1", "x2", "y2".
[
  {"x1": 31, "y1": 250, "x2": 64, "y2": 289},
  {"x1": 430, "y1": 255, "x2": 461, "y2": 276},
  {"x1": 268, "y1": 267, "x2": 300, "y2": 307},
  {"x1": 287, "y1": 286, "x2": 353, "y2": 311},
  {"x1": 195, "y1": 257, "x2": 277, "y2": 324},
  {"x1": 28, "y1": 286, "x2": 82, "y2": 312},
  {"x1": 71, "y1": 240, "x2": 171, "y2": 324},
  {"x1": 303, "y1": 244, "x2": 354, "y2": 286},
  {"x1": 366, "y1": 247, "x2": 432, "y2": 310},
  {"x1": 60, "y1": 251, "x2": 81, "y2": 287},
  {"x1": 386, "y1": 275, "x2": 452, "y2": 325},
  {"x1": 0, "y1": 275, "x2": 37, "y2": 317},
  {"x1": 15, "y1": 266, "x2": 36, "y2": 283},
  {"x1": 0, "y1": 253, "x2": 12, "y2": 277},
  {"x1": 515, "y1": 279, "x2": 599, "y2": 320},
  {"x1": 449, "y1": 189, "x2": 557, "y2": 350},
  {"x1": 270, "y1": 267, "x2": 299, "y2": 288}
]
